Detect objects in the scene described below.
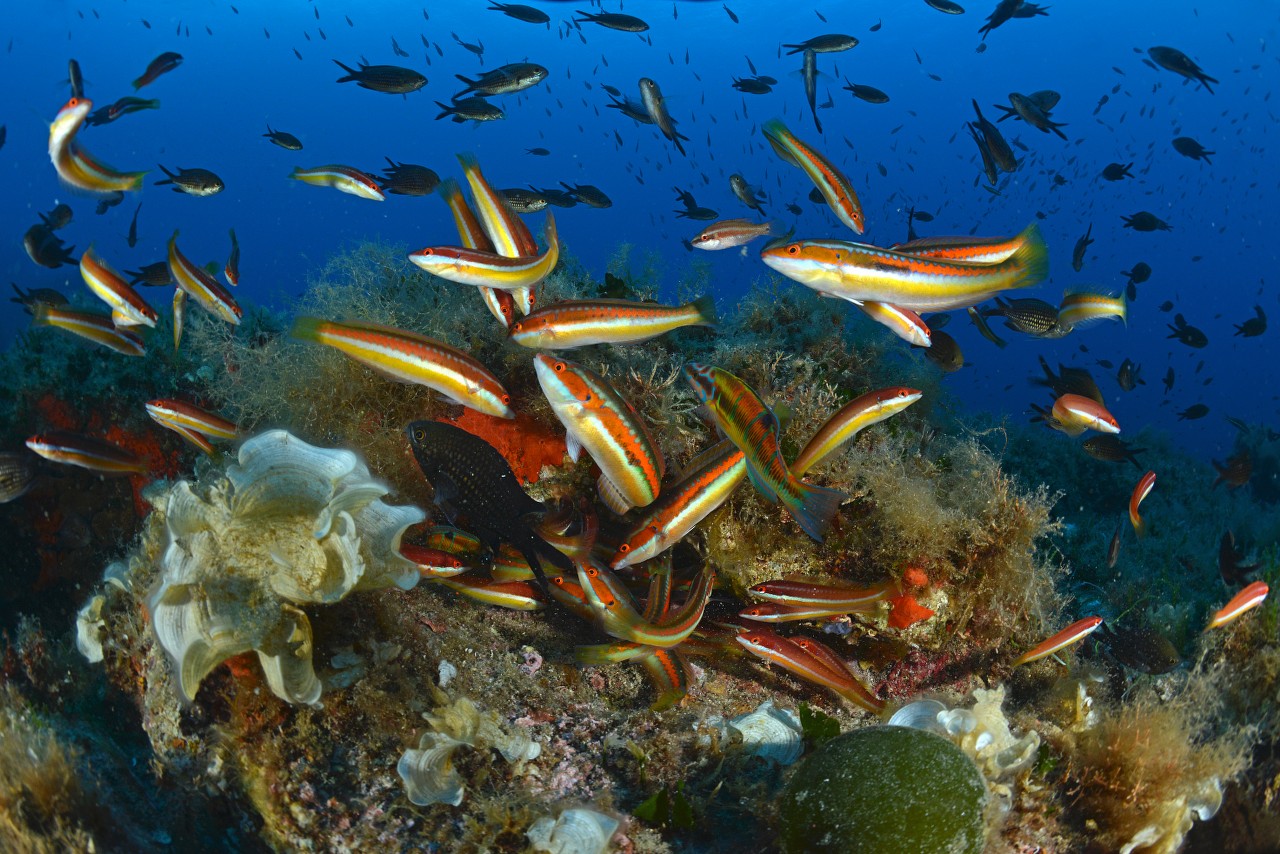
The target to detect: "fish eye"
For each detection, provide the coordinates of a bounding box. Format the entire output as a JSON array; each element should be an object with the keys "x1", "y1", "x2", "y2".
[
  {"x1": 554, "y1": 362, "x2": 565, "y2": 372},
  {"x1": 501, "y1": 394, "x2": 511, "y2": 404},
  {"x1": 413, "y1": 429, "x2": 425, "y2": 440},
  {"x1": 582, "y1": 393, "x2": 592, "y2": 402},
  {"x1": 786, "y1": 244, "x2": 799, "y2": 255},
  {"x1": 617, "y1": 543, "x2": 630, "y2": 553}
]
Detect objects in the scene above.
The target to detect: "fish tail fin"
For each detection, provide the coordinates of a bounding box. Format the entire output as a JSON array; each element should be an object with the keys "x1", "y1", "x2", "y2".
[
  {"x1": 454, "y1": 73, "x2": 475, "y2": 91},
  {"x1": 543, "y1": 210, "x2": 558, "y2": 250},
  {"x1": 434, "y1": 101, "x2": 455, "y2": 120},
  {"x1": 1007, "y1": 223, "x2": 1049, "y2": 291},
  {"x1": 332, "y1": 59, "x2": 357, "y2": 81},
  {"x1": 289, "y1": 316, "x2": 328, "y2": 343},
  {"x1": 783, "y1": 478, "x2": 844, "y2": 542},
  {"x1": 1133, "y1": 516, "x2": 1147, "y2": 538},
  {"x1": 154, "y1": 163, "x2": 174, "y2": 185},
  {"x1": 690, "y1": 294, "x2": 717, "y2": 326},
  {"x1": 31, "y1": 303, "x2": 52, "y2": 326}
]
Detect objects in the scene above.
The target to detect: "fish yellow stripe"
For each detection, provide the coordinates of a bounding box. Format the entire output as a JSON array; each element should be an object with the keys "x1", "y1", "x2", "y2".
[
  {"x1": 167, "y1": 232, "x2": 242, "y2": 325},
  {"x1": 407, "y1": 212, "x2": 558, "y2": 291}
]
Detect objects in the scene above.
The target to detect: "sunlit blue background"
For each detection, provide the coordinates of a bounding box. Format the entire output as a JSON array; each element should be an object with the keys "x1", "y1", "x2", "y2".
[{"x1": 2, "y1": 0, "x2": 1275, "y2": 461}]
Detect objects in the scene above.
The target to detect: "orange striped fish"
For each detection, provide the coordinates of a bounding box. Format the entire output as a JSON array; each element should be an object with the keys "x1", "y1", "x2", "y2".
[
  {"x1": 1050, "y1": 393, "x2": 1120, "y2": 437},
  {"x1": 510, "y1": 296, "x2": 715, "y2": 349},
  {"x1": 1058, "y1": 289, "x2": 1127, "y2": 329},
  {"x1": 168, "y1": 231, "x2": 242, "y2": 325},
  {"x1": 748, "y1": 577, "x2": 897, "y2": 609},
  {"x1": 891, "y1": 233, "x2": 1025, "y2": 264},
  {"x1": 49, "y1": 97, "x2": 147, "y2": 193},
  {"x1": 400, "y1": 544, "x2": 470, "y2": 578},
  {"x1": 80, "y1": 245, "x2": 157, "y2": 328},
  {"x1": 535, "y1": 354, "x2": 664, "y2": 512},
  {"x1": 289, "y1": 164, "x2": 385, "y2": 200},
  {"x1": 856, "y1": 301, "x2": 931, "y2": 347},
  {"x1": 684, "y1": 363, "x2": 843, "y2": 542},
  {"x1": 790, "y1": 636, "x2": 883, "y2": 712},
  {"x1": 26, "y1": 431, "x2": 147, "y2": 474},
  {"x1": 457, "y1": 152, "x2": 539, "y2": 314},
  {"x1": 610, "y1": 439, "x2": 746, "y2": 569},
  {"x1": 1012, "y1": 616, "x2": 1103, "y2": 666},
  {"x1": 172, "y1": 289, "x2": 186, "y2": 351},
  {"x1": 1204, "y1": 581, "x2": 1269, "y2": 632},
  {"x1": 145, "y1": 399, "x2": 239, "y2": 441},
  {"x1": 736, "y1": 626, "x2": 883, "y2": 712},
  {"x1": 763, "y1": 119, "x2": 864, "y2": 233},
  {"x1": 292, "y1": 317, "x2": 514, "y2": 418},
  {"x1": 577, "y1": 561, "x2": 714, "y2": 649},
  {"x1": 433, "y1": 576, "x2": 546, "y2": 610},
  {"x1": 792, "y1": 387, "x2": 921, "y2": 476},
  {"x1": 691, "y1": 218, "x2": 774, "y2": 250},
  {"x1": 1129, "y1": 470, "x2": 1156, "y2": 537},
  {"x1": 438, "y1": 177, "x2": 514, "y2": 327},
  {"x1": 32, "y1": 304, "x2": 145, "y2": 356},
  {"x1": 407, "y1": 212, "x2": 558, "y2": 292},
  {"x1": 739, "y1": 601, "x2": 878, "y2": 622}
]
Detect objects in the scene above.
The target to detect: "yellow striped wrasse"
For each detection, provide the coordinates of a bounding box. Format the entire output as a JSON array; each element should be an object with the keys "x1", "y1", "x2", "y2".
[
  {"x1": 1204, "y1": 581, "x2": 1269, "y2": 632},
  {"x1": 400, "y1": 544, "x2": 470, "y2": 578},
  {"x1": 165, "y1": 423, "x2": 215, "y2": 455},
  {"x1": 761, "y1": 223, "x2": 1048, "y2": 312},
  {"x1": 736, "y1": 626, "x2": 883, "y2": 712},
  {"x1": 145, "y1": 399, "x2": 239, "y2": 441},
  {"x1": 891, "y1": 232, "x2": 1025, "y2": 264},
  {"x1": 1129, "y1": 470, "x2": 1156, "y2": 537},
  {"x1": 438, "y1": 177, "x2": 515, "y2": 328},
  {"x1": 32, "y1": 304, "x2": 145, "y2": 356},
  {"x1": 639, "y1": 649, "x2": 694, "y2": 711},
  {"x1": 172, "y1": 289, "x2": 186, "y2": 351},
  {"x1": 790, "y1": 635, "x2": 883, "y2": 712},
  {"x1": 739, "y1": 601, "x2": 878, "y2": 622},
  {"x1": 423, "y1": 525, "x2": 486, "y2": 560},
  {"x1": 792, "y1": 386, "x2": 921, "y2": 476},
  {"x1": 490, "y1": 544, "x2": 536, "y2": 583},
  {"x1": 578, "y1": 561, "x2": 715, "y2": 649},
  {"x1": 762, "y1": 118, "x2": 863, "y2": 234},
  {"x1": 1012, "y1": 616, "x2": 1103, "y2": 666},
  {"x1": 1050, "y1": 393, "x2": 1120, "y2": 437},
  {"x1": 433, "y1": 575, "x2": 546, "y2": 610},
  {"x1": 690, "y1": 218, "x2": 774, "y2": 250},
  {"x1": 407, "y1": 212, "x2": 558, "y2": 292},
  {"x1": 683, "y1": 363, "x2": 844, "y2": 542},
  {"x1": 748, "y1": 577, "x2": 898, "y2": 610},
  {"x1": 1058, "y1": 289, "x2": 1127, "y2": 329},
  {"x1": 536, "y1": 504, "x2": 598, "y2": 562},
  {"x1": 168, "y1": 232, "x2": 242, "y2": 325},
  {"x1": 457, "y1": 153, "x2": 538, "y2": 315},
  {"x1": 289, "y1": 164, "x2": 385, "y2": 201},
  {"x1": 26, "y1": 431, "x2": 147, "y2": 475},
  {"x1": 610, "y1": 439, "x2": 746, "y2": 569},
  {"x1": 534, "y1": 354, "x2": 664, "y2": 512},
  {"x1": 856, "y1": 301, "x2": 931, "y2": 347},
  {"x1": 510, "y1": 296, "x2": 715, "y2": 349},
  {"x1": 49, "y1": 97, "x2": 146, "y2": 193},
  {"x1": 80, "y1": 245, "x2": 157, "y2": 328},
  {"x1": 292, "y1": 317, "x2": 514, "y2": 418},
  {"x1": 225, "y1": 228, "x2": 240, "y2": 286}
]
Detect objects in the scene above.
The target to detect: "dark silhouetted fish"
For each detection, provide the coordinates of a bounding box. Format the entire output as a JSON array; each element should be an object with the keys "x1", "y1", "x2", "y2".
[
  {"x1": 10, "y1": 283, "x2": 68, "y2": 315},
  {"x1": 489, "y1": 3, "x2": 550, "y2": 25},
  {"x1": 1233, "y1": 305, "x2": 1266, "y2": 337},
  {"x1": 1082, "y1": 434, "x2": 1144, "y2": 467},
  {"x1": 1212, "y1": 452, "x2": 1252, "y2": 490},
  {"x1": 1218, "y1": 531, "x2": 1258, "y2": 585},
  {"x1": 1177, "y1": 403, "x2": 1209, "y2": 421},
  {"x1": 1072, "y1": 223, "x2": 1093, "y2": 272},
  {"x1": 574, "y1": 11, "x2": 649, "y2": 33},
  {"x1": 1100, "y1": 162, "x2": 1133, "y2": 181},
  {"x1": 1148, "y1": 46, "x2": 1217, "y2": 93},
  {"x1": 844, "y1": 80, "x2": 889, "y2": 103},
  {"x1": 1166, "y1": 313, "x2": 1208, "y2": 348},
  {"x1": 264, "y1": 125, "x2": 303, "y2": 150},
  {"x1": 379, "y1": 158, "x2": 440, "y2": 195},
  {"x1": 1122, "y1": 211, "x2": 1171, "y2": 231},
  {"x1": 155, "y1": 164, "x2": 224, "y2": 196},
  {"x1": 1172, "y1": 136, "x2": 1213, "y2": 163},
  {"x1": 1116, "y1": 359, "x2": 1144, "y2": 391},
  {"x1": 333, "y1": 60, "x2": 427, "y2": 94}
]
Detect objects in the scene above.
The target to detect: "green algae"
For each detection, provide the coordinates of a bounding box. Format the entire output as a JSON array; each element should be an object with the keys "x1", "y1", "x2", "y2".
[{"x1": 779, "y1": 726, "x2": 989, "y2": 854}]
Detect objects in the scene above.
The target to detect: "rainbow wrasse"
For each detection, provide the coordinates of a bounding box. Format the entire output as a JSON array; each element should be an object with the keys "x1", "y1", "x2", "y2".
[
  {"x1": 683, "y1": 363, "x2": 843, "y2": 542},
  {"x1": 26, "y1": 431, "x2": 147, "y2": 474},
  {"x1": 792, "y1": 387, "x2": 921, "y2": 476},
  {"x1": 762, "y1": 118, "x2": 863, "y2": 234},
  {"x1": 49, "y1": 98, "x2": 147, "y2": 193},
  {"x1": 510, "y1": 296, "x2": 715, "y2": 349}
]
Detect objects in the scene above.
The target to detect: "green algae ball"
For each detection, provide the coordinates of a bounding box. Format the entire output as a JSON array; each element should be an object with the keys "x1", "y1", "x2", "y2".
[{"x1": 779, "y1": 725, "x2": 988, "y2": 854}]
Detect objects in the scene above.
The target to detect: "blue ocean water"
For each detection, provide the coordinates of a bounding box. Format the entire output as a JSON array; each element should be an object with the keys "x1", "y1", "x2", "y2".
[{"x1": 1, "y1": 0, "x2": 1275, "y2": 460}]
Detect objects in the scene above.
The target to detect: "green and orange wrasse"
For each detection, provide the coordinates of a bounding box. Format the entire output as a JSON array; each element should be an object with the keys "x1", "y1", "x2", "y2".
[
  {"x1": 408, "y1": 211, "x2": 558, "y2": 292},
  {"x1": 534, "y1": 354, "x2": 664, "y2": 512},
  {"x1": 638, "y1": 649, "x2": 694, "y2": 710},
  {"x1": 546, "y1": 573, "x2": 597, "y2": 623},
  {"x1": 891, "y1": 232, "x2": 1025, "y2": 264},
  {"x1": 433, "y1": 575, "x2": 546, "y2": 610},
  {"x1": 132, "y1": 51, "x2": 182, "y2": 90},
  {"x1": 79, "y1": 245, "x2": 157, "y2": 328},
  {"x1": 1058, "y1": 288, "x2": 1127, "y2": 329},
  {"x1": 856, "y1": 301, "x2": 931, "y2": 347},
  {"x1": 610, "y1": 439, "x2": 746, "y2": 569},
  {"x1": 735, "y1": 626, "x2": 883, "y2": 712},
  {"x1": 290, "y1": 164, "x2": 385, "y2": 201},
  {"x1": 791, "y1": 387, "x2": 921, "y2": 476},
  {"x1": 509, "y1": 296, "x2": 716, "y2": 349},
  {"x1": 1129, "y1": 470, "x2": 1156, "y2": 538},
  {"x1": 293, "y1": 317, "x2": 514, "y2": 418},
  {"x1": 738, "y1": 601, "x2": 879, "y2": 623},
  {"x1": 167, "y1": 423, "x2": 215, "y2": 455},
  {"x1": 145, "y1": 399, "x2": 239, "y2": 441},
  {"x1": 535, "y1": 503, "x2": 598, "y2": 562},
  {"x1": 490, "y1": 543, "x2": 536, "y2": 583},
  {"x1": 438, "y1": 177, "x2": 514, "y2": 327},
  {"x1": 400, "y1": 544, "x2": 470, "y2": 578},
  {"x1": 49, "y1": 98, "x2": 147, "y2": 193},
  {"x1": 32, "y1": 304, "x2": 145, "y2": 356},
  {"x1": 25, "y1": 431, "x2": 147, "y2": 475},
  {"x1": 762, "y1": 119, "x2": 864, "y2": 233},
  {"x1": 578, "y1": 561, "x2": 715, "y2": 649},
  {"x1": 748, "y1": 577, "x2": 898, "y2": 610},
  {"x1": 574, "y1": 639, "x2": 659, "y2": 665},
  {"x1": 760, "y1": 223, "x2": 1048, "y2": 312},
  {"x1": 172, "y1": 289, "x2": 186, "y2": 351},
  {"x1": 225, "y1": 228, "x2": 240, "y2": 286},
  {"x1": 1204, "y1": 581, "x2": 1269, "y2": 632},
  {"x1": 1012, "y1": 616, "x2": 1103, "y2": 666},
  {"x1": 683, "y1": 363, "x2": 844, "y2": 542},
  {"x1": 456, "y1": 152, "x2": 538, "y2": 315},
  {"x1": 167, "y1": 231, "x2": 242, "y2": 325},
  {"x1": 423, "y1": 525, "x2": 486, "y2": 559}
]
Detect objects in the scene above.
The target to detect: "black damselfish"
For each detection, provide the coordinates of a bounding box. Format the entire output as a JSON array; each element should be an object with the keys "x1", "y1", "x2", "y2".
[{"x1": 406, "y1": 421, "x2": 571, "y2": 588}]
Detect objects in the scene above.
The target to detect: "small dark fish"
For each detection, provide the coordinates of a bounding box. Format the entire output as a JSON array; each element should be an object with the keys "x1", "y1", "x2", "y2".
[
  {"x1": 132, "y1": 51, "x2": 182, "y2": 90},
  {"x1": 1122, "y1": 211, "x2": 1171, "y2": 232},
  {"x1": 1233, "y1": 305, "x2": 1266, "y2": 337},
  {"x1": 979, "y1": 0, "x2": 1020, "y2": 40},
  {"x1": 843, "y1": 80, "x2": 889, "y2": 103},
  {"x1": 1177, "y1": 403, "x2": 1209, "y2": 421},
  {"x1": 1158, "y1": 301, "x2": 1174, "y2": 313},
  {"x1": 1219, "y1": 531, "x2": 1258, "y2": 585},
  {"x1": 391, "y1": 36, "x2": 410, "y2": 58},
  {"x1": 988, "y1": 297, "x2": 1069, "y2": 338},
  {"x1": 967, "y1": 306, "x2": 1007, "y2": 349},
  {"x1": 782, "y1": 34, "x2": 859, "y2": 54},
  {"x1": 264, "y1": 125, "x2": 303, "y2": 150},
  {"x1": 1172, "y1": 136, "x2": 1214, "y2": 163},
  {"x1": 1166, "y1": 313, "x2": 1208, "y2": 348},
  {"x1": 95, "y1": 191, "x2": 125, "y2": 215},
  {"x1": 23, "y1": 224, "x2": 76, "y2": 268},
  {"x1": 560, "y1": 182, "x2": 612, "y2": 208},
  {"x1": 1101, "y1": 162, "x2": 1133, "y2": 181},
  {"x1": 1072, "y1": 223, "x2": 1093, "y2": 272},
  {"x1": 869, "y1": 19, "x2": 882, "y2": 31},
  {"x1": 967, "y1": 122, "x2": 999, "y2": 186},
  {"x1": 334, "y1": 60, "x2": 427, "y2": 94},
  {"x1": 454, "y1": 62, "x2": 548, "y2": 97},
  {"x1": 451, "y1": 33, "x2": 486, "y2": 58},
  {"x1": 1148, "y1": 46, "x2": 1217, "y2": 93},
  {"x1": 406, "y1": 421, "x2": 572, "y2": 589},
  {"x1": 1212, "y1": 452, "x2": 1251, "y2": 490},
  {"x1": 724, "y1": 4, "x2": 739, "y2": 23},
  {"x1": 10, "y1": 283, "x2": 68, "y2": 315},
  {"x1": 1083, "y1": 435, "x2": 1144, "y2": 468},
  {"x1": 1116, "y1": 359, "x2": 1145, "y2": 392},
  {"x1": 923, "y1": 329, "x2": 964, "y2": 372},
  {"x1": 729, "y1": 173, "x2": 766, "y2": 214},
  {"x1": 1032, "y1": 357, "x2": 1104, "y2": 405},
  {"x1": 68, "y1": 58, "x2": 84, "y2": 99},
  {"x1": 499, "y1": 188, "x2": 549, "y2": 213},
  {"x1": 435, "y1": 97, "x2": 505, "y2": 123},
  {"x1": 971, "y1": 99, "x2": 1017, "y2": 172},
  {"x1": 127, "y1": 202, "x2": 141, "y2": 248},
  {"x1": 380, "y1": 158, "x2": 440, "y2": 195},
  {"x1": 1097, "y1": 622, "x2": 1181, "y2": 675},
  {"x1": 126, "y1": 262, "x2": 174, "y2": 287},
  {"x1": 925, "y1": 0, "x2": 966, "y2": 13},
  {"x1": 538, "y1": 187, "x2": 579, "y2": 208},
  {"x1": 573, "y1": 11, "x2": 650, "y2": 33},
  {"x1": 1122, "y1": 262, "x2": 1151, "y2": 286},
  {"x1": 0, "y1": 452, "x2": 36, "y2": 503},
  {"x1": 155, "y1": 164, "x2": 224, "y2": 196},
  {"x1": 732, "y1": 77, "x2": 773, "y2": 95},
  {"x1": 1107, "y1": 525, "x2": 1121, "y2": 568},
  {"x1": 1162, "y1": 367, "x2": 1175, "y2": 393},
  {"x1": 488, "y1": 3, "x2": 551, "y2": 25},
  {"x1": 785, "y1": 203, "x2": 803, "y2": 215},
  {"x1": 673, "y1": 187, "x2": 717, "y2": 220},
  {"x1": 526, "y1": 147, "x2": 551, "y2": 156},
  {"x1": 39, "y1": 203, "x2": 73, "y2": 230}
]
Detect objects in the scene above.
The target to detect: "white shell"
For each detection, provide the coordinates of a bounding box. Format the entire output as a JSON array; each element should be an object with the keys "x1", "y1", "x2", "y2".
[
  {"x1": 888, "y1": 699, "x2": 947, "y2": 734},
  {"x1": 398, "y1": 732, "x2": 466, "y2": 807},
  {"x1": 146, "y1": 430, "x2": 424, "y2": 706},
  {"x1": 728, "y1": 701, "x2": 803, "y2": 766},
  {"x1": 76, "y1": 594, "x2": 106, "y2": 663},
  {"x1": 527, "y1": 807, "x2": 619, "y2": 854}
]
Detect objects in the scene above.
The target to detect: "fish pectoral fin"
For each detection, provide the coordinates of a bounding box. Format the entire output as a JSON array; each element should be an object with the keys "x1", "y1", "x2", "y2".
[{"x1": 565, "y1": 432, "x2": 584, "y2": 463}]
